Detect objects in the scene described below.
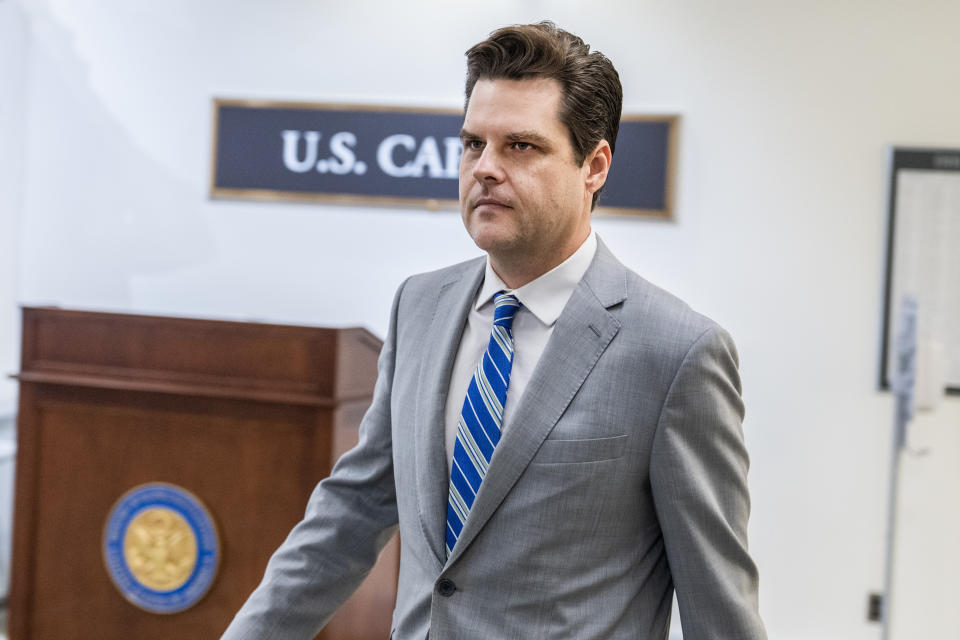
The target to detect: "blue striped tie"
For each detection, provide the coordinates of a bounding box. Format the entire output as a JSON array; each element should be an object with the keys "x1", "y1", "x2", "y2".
[{"x1": 446, "y1": 292, "x2": 521, "y2": 556}]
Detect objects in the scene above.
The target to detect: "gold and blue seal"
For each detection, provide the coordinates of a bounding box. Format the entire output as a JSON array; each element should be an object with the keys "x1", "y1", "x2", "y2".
[{"x1": 103, "y1": 483, "x2": 220, "y2": 614}]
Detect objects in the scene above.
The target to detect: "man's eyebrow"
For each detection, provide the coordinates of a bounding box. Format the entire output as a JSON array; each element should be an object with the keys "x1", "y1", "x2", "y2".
[
  {"x1": 459, "y1": 128, "x2": 553, "y2": 147},
  {"x1": 505, "y1": 131, "x2": 552, "y2": 147}
]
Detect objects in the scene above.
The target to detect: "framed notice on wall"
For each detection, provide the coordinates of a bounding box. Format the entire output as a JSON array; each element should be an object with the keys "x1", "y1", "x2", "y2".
[
  {"x1": 879, "y1": 147, "x2": 960, "y2": 393},
  {"x1": 209, "y1": 99, "x2": 678, "y2": 218}
]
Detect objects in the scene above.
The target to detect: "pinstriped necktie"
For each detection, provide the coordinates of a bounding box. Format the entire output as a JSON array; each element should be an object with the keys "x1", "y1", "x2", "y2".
[{"x1": 445, "y1": 292, "x2": 521, "y2": 556}]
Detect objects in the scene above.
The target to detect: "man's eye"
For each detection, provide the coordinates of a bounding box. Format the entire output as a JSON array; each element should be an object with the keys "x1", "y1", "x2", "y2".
[
  {"x1": 513, "y1": 142, "x2": 533, "y2": 151},
  {"x1": 465, "y1": 140, "x2": 484, "y2": 151}
]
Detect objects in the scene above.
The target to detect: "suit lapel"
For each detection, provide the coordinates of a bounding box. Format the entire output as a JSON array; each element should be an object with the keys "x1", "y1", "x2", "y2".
[
  {"x1": 414, "y1": 259, "x2": 485, "y2": 567},
  {"x1": 445, "y1": 239, "x2": 628, "y2": 566}
]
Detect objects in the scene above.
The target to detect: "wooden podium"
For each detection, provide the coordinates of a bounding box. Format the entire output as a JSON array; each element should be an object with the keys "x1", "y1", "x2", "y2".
[{"x1": 10, "y1": 307, "x2": 399, "y2": 640}]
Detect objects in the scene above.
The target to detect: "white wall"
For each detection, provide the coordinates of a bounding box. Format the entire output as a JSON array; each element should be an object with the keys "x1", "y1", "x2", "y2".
[
  {"x1": 5, "y1": 0, "x2": 960, "y2": 638},
  {"x1": 0, "y1": 0, "x2": 28, "y2": 413},
  {"x1": 0, "y1": 0, "x2": 30, "y2": 603}
]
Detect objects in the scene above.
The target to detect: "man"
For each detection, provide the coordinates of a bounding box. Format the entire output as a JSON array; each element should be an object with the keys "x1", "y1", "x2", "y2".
[{"x1": 223, "y1": 22, "x2": 766, "y2": 640}]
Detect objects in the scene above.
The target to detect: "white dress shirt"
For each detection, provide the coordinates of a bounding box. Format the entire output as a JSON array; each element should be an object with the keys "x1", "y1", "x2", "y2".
[{"x1": 444, "y1": 230, "x2": 598, "y2": 469}]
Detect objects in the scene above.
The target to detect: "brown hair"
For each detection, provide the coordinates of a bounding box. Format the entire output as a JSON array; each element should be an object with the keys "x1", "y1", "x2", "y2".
[{"x1": 465, "y1": 22, "x2": 623, "y2": 208}]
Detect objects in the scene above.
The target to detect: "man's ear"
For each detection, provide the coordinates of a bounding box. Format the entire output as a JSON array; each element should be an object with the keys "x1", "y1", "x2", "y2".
[{"x1": 584, "y1": 140, "x2": 612, "y2": 197}]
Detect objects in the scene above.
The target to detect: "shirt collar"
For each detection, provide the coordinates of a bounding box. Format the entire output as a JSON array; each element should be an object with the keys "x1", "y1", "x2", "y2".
[{"x1": 475, "y1": 229, "x2": 598, "y2": 327}]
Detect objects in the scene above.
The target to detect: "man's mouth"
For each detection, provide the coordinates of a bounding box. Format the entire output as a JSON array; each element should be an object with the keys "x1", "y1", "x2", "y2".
[{"x1": 474, "y1": 198, "x2": 511, "y2": 210}]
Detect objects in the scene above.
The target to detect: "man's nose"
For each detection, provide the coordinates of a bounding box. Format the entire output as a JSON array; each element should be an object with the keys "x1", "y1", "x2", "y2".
[{"x1": 472, "y1": 147, "x2": 505, "y2": 183}]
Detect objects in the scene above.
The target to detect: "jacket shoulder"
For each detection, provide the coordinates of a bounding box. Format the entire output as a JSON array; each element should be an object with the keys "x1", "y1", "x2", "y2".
[
  {"x1": 389, "y1": 256, "x2": 485, "y2": 326},
  {"x1": 401, "y1": 256, "x2": 485, "y2": 296},
  {"x1": 624, "y1": 270, "x2": 720, "y2": 337},
  {"x1": 589, "y1": 238, "x2": 722, "y2": 342},
  {"x1": 612, "y1": 268, "x2": 741, "y2": 395},
  {"x1": 606, "y1": 262, "x2": 737, "y2": 373}
]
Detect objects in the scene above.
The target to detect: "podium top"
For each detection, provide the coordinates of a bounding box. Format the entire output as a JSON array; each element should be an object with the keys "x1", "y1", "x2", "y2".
[{"x1": 17, "y1": 307, "x2": 382, "y2": 406}]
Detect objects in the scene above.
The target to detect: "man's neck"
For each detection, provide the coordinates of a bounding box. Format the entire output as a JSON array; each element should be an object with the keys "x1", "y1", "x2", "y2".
[{"x1": 488, "y1": 229, "x2": 592, "y2": 289}]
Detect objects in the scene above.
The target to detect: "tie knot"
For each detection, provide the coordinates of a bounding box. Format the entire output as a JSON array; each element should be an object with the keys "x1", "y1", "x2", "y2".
[{"x1": 493, "y1": 292, "x2": 521, "y2": 329}]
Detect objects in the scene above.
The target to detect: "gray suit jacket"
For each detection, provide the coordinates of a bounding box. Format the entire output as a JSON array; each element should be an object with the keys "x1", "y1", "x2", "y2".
[{"x1": 221, "y1": 239, "x2": 766, "y2": 640}]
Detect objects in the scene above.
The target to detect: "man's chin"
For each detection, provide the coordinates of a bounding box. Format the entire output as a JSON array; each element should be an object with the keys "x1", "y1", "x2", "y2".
[{"x1": 467, "y1": 227, "x2": 520, "y2": 255}]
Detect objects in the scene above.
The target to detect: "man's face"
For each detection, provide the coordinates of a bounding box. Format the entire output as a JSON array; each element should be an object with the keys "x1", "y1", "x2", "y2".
[{"x1": 459, "y1": 77, "x2": 595, "y2": 276}]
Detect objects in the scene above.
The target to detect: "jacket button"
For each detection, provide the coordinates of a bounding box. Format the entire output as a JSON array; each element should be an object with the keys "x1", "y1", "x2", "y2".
[{"x1": 435, "y1": 578, "x2": 457, "y2": 597}]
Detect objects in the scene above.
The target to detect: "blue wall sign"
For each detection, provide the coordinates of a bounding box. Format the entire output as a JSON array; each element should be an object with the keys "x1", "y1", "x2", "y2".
[{"x1": 211, "y1": 99, "x2": 677, "y2": 217}]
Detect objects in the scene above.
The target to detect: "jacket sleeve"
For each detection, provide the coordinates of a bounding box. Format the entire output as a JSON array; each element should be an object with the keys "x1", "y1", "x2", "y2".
[
  {"x1": 220, "y1": 279, "x2": 406, "y2": 640},
  {"x1": 649, "y1": 324, "x2": 767, "y2": 639}
]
